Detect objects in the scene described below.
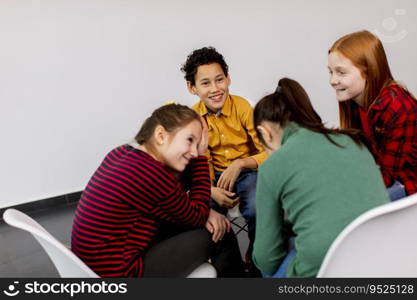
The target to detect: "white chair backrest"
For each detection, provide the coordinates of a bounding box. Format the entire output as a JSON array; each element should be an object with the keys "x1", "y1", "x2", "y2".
[
  {"x1": 3, "y1": 208, "x2": 99, "y2": 278},
  {"x1": 317, "y1": 193, "x2": 417, "y2": 277}
]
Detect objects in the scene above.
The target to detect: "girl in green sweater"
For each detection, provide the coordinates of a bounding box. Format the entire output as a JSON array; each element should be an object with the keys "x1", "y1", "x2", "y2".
[{"x1": 252, "y1": 78, "x2": 388, "y2": 277}]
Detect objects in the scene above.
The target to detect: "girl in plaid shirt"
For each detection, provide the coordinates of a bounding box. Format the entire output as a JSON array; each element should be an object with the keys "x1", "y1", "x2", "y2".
[{"x1": 328, "y1": 30, "x2": 417, "y2": 201}]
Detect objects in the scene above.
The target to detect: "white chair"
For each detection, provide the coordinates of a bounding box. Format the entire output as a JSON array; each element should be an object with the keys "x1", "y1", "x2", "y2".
[
  {"x1": 3, "y1": 208, "x2": 99, "y2": 277},
  {"x1": 3, "y1": 208, "x2": 217, "y2": 278},
  {"x1": 317, "y1": 193, "x2": 417, "y2": 277}
]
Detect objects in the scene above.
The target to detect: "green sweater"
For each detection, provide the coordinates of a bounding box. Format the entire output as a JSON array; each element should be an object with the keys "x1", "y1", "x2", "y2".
[{"x1": 253, "y1": 123, "x2": 389, "y2": 277}]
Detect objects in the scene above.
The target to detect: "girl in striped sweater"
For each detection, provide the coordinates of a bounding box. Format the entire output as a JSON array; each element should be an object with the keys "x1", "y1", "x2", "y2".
[{"x1": 71, "y1": 104, "x2": 245, "y2": 277}]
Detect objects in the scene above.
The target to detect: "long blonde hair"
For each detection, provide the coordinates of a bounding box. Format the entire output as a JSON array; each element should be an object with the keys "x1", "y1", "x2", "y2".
[{"x1": 329, "y1": 30, "x2": 394, "y2": 129}]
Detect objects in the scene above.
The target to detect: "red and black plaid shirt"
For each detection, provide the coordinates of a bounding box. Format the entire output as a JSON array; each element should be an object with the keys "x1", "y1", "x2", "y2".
[{"x1": 359, "y1": 84, "x2": 417, "y2": 196}]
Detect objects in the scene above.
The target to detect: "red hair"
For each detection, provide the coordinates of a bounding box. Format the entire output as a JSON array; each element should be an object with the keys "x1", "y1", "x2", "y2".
[{"x1": 329, "y1": 30, "x2": 394, "y2": 129}]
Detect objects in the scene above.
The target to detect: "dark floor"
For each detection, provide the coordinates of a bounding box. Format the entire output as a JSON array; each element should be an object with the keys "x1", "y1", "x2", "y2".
[{"x1": 0, "y1": 203, "x2": 249, "y2": 277}]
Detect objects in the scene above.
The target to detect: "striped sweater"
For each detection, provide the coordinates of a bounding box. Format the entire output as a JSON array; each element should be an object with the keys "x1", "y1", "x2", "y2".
[{"x1": 71, "y1": 145, "x2": 211, "y2": 277}]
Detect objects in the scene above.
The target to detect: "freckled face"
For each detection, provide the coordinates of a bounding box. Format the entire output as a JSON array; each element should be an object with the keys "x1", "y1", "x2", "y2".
[{"x1": 328, "y1": 51, "x2": 366, "y2": 105}]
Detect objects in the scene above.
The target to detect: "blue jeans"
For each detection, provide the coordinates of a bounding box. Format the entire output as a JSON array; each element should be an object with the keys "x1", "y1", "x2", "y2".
[
  {"x1": 387, "y1": 181, "x2": 406, "y2": 201},
  {"x1": 213, "y1": 169, "x2": 257, "y2": 243},
  {"x1": 262, "y1": 238, "x2": 296, "y2": 278}
]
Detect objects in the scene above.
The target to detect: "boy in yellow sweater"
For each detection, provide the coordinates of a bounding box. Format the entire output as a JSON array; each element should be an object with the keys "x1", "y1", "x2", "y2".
[{"x1": 181, "y1": 47, "x2": 266, "y2": 272}]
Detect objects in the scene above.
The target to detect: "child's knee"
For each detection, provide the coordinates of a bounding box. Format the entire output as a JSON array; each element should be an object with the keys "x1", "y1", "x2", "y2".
[{"x1": 240, "y1": 198, "x2": 256, "y2": 219}]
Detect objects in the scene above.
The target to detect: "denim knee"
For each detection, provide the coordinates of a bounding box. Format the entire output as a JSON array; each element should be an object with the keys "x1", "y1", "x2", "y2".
[{"x1": 236, "y1": 170, "x2": 257, "y2": 220}]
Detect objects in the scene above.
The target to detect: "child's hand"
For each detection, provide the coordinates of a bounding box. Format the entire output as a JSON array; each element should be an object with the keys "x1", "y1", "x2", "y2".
[
  {"x1": 217, "y1": 160, "x2": 244, "y2": 191},
  {"x1": 197, "y1": 116, "x2": 208, "y2": 156},
  {"x1": 205, "y1": 209, "x2": 231, "y2": 242},
  {"x1": 211, "y1": 186, "x2": 239, "y2": 208}
]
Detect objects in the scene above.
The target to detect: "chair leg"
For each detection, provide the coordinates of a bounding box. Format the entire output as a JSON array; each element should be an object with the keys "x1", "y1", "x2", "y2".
[{"x1": 230, "y1": 217, "x2": 248, "y2": 235}]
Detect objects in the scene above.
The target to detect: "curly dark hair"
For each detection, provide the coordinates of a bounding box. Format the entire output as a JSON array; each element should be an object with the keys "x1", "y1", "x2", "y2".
[{"x1": 181, "y1": 47, "x2": 229, "y2": 85}]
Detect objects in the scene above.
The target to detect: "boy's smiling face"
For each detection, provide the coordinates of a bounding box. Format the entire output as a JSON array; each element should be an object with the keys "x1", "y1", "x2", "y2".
[{"x1": 187, "y1": 63, "x2": 231, "y2": 112}]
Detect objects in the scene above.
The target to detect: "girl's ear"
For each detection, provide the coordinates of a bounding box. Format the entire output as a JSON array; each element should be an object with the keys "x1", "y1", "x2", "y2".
[
  {"x1": 154, "y1": 125, "x2": 167, "y2": 146},
  {"x1": 257, "y1": 125, "x2": 271, "y2": 143},
  {"x1": 187, "y1": 81, "x2": 197, "y2": 95}
]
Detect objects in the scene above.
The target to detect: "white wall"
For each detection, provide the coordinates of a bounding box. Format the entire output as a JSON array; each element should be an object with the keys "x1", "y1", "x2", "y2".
[{"x1": 1, "y1": 0, "x2": 416, "y2": 208}]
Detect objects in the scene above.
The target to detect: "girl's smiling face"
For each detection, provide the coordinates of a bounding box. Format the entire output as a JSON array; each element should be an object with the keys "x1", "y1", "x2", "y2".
[
  {"x1": 328, "y1": 51, "x2": 366, "y2": 106},
  {"x1": 157, "y1": 119, "x2": 202, "y2": 172}
]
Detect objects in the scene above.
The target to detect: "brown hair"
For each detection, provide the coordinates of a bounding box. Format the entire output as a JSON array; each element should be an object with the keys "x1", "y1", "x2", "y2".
[
  {"x1": 254, "y1": 78, "x2": 364, "y2": 147},
  {"x1": 329, "y1": 30, "x2": 394, "y2": 129},
  {"x1": 135, "y1": 103, "x2": 200, "y2": 145}
]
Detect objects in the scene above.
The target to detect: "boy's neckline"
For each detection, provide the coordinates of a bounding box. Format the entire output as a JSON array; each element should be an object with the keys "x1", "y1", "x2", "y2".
[{"x1": 206, "y1": 106, "x2": 222, "y2": 116}]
